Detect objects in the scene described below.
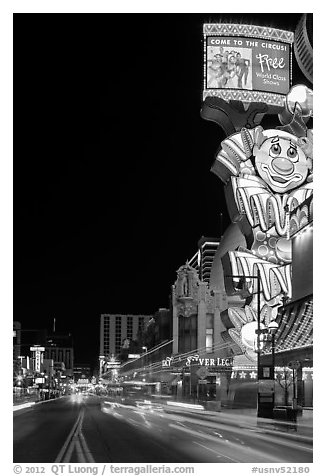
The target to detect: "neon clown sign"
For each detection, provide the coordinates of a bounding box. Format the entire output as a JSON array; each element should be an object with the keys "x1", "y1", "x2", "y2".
[{"x1": 211, "y1": 85, "x2": 313, "y2": 361}]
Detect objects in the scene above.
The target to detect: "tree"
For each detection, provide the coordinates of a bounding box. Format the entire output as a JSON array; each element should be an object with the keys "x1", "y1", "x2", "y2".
[{"x1": 275, "y1": 366, "x2": 293, "y2": 406}]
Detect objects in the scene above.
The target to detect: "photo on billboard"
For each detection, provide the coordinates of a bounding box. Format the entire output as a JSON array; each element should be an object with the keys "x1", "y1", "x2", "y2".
[
  {"x1": 203, "y1": 24, "x2": 294, "y2": 106},
  {"x1": 207, "y1": 45, "x2": 253, "y2": 90}
]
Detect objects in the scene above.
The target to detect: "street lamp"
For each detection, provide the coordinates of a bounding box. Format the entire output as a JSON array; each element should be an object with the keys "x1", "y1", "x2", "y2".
[
  {"x1": 226, "y1": 270, "x2": 276, "y2": 418},
  {"x1": 142, "y1": 347, "x2": 148, "y2": 379},
  {"x1": 267, "y1": 320, "x2": 279, "y2": 402}
]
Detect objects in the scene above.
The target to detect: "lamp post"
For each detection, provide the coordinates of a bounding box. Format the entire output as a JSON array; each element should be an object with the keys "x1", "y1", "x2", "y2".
[
  {"x1": 142, "y1": 346, "x2": 147, "y2": 365},
  {"x1": 142, "y1": 346, "x2": 148, "y2": 381},
  {"x1": 226, "y1": 270, "x2": 275, "y2": 418},
  {"x1": 267, "y1": 320, "x2": 279, "y2": 406}
]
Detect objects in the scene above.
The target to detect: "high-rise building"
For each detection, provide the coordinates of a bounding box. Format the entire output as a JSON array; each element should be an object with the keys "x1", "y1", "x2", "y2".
[
  {"x1": 45, "y1": 333, "x2": 74, "y2": 377},
  {"x1": 188, "y1": 236, "x2": 220, "y2": 283},
  {"x1": 100, "y1": 314, "x2": 153, "y2": 358}
]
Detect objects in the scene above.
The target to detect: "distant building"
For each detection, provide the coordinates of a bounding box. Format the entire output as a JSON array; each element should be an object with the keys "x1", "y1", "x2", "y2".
[
  {"x1": 188, "y1": 236, "x2": 220, "y2": 283},
  {"x1": 144, "y1": 308, "x2": 172, "y2": 350},
  {"x1": 13, "y1": 321, "x2": 21, "y2": 362},
  {"x1": 41, "y1": 358, "x2": 54, "y2": 378},
  {"x1": 19, "y1": 328, "x2": 74, "y2": 377},
  {"x1": 100, "y1": 313, "x2": 152, "y2": 358},
  {"x1": 73, "y1": 364, "x2": 91, "y2": 382},
  {"x1": 172, "y1": 262, "x2": 227, "y2": 357},
  {"x1": 45, "y1": 333, "x2": 74, "y2": 377}
]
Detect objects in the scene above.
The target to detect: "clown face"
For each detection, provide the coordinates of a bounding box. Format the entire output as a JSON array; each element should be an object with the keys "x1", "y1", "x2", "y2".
[{"x1": 254, "y1": 131, "x2": 311, "y2": 193}]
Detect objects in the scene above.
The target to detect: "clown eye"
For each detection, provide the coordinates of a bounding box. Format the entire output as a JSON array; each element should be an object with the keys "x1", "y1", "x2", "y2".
[
  {"x1": 269, "y1": 143, "x2": 281, "y2": 157},
  {"x1": 287, "y1": 147, "x2": 298, "y2": 161}
]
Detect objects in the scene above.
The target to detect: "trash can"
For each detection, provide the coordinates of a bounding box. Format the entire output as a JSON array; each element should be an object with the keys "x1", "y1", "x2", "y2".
[
  {"x1": 273, "y1": 407, "x2": 287, "y2": 420},
  {"x1": 273, "y1": 406, "x2": 298, "y2": 421}
]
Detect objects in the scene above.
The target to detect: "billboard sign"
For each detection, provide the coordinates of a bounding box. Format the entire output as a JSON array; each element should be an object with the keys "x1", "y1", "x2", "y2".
[
  {"x1": 30, "y1": 346, "x2": 45, "y2": 352},
  {"x1": 186, "y1": 354, "x2": 233, "y2": 367},
  {"x1": 203, "y1": 23, "x2": 294, "y2": 106},
  {"x1": 35, "y1": 351, "x2": 41, "y2": 372},
  {"x1": 105, "y1": 359, "x2": 121, "y2": 370},
  {"x1": 30, "y1": 346, "x2": 45, "y2": 373}
]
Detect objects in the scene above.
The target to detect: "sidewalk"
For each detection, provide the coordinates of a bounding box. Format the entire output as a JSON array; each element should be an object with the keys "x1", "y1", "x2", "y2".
[
  {"x1": 13, "y1": 394, "x2": 38, "y2": 406},
  {"x1": 221, "y1": 407, "x2": 312, "y2": 438},
  {"x1": 13, "y1": 395, "x2": 65, "y2": 412},
  {"x1": 163, "y1": 402, "x2": 313, "y2": 444}
]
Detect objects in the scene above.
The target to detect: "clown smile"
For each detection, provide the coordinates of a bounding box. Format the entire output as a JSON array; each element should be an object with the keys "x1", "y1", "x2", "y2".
[
  {"x1": 261, "y1": 164, "x2": 303, "y2": 187},
  {"x1": 271, "y1": 175, "x2": 288, "y2": 184}
]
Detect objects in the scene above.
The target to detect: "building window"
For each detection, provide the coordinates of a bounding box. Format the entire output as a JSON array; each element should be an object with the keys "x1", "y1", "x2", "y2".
[
  {"x1": 178, "y1": 314, "x2": 197, "y2": 354},
  {"x1": 115, "y1": 316, "x2": 121, "y2": 354},
  {"x1": 127, "y1": 316, "x2": 133, "y2": 341},
  {"x1": 206, "y1": 314, "x2": 214, "y2": 353},
  {"x1": 206, "y1": 329, "x2": 213, "y2": 353}
]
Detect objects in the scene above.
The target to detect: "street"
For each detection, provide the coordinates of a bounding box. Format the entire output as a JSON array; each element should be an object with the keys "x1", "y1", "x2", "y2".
[{"x1": 13, "y1": 395, "x2": 313, "y2": 463}]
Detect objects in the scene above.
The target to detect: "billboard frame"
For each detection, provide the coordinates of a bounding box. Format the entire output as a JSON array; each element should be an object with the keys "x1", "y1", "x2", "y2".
[{"x1": 203, "y1": 23, "x2": 294, "y2": 107}]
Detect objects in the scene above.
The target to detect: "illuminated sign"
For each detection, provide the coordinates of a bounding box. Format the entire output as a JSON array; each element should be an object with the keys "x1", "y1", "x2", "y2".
[
  {"x1": 35, "y1": 352, "x2": 41, "y2": 372},
  {"x1": 211, "y1": 86, "x2": 313, "y2": 360},
  {"x1": 128, "y1": 354, "x2": 141, "y2": 359},
  {"x1": 105, "y1": 357, "x2": 121, "y2": 370},
  {"x1": 30, "y1": 346, "x2": 45, "y2": 373},
  {"x1": 162, "y1": 356, "x2": 173, "y2": 367},
  {"x1": 162, "y1": 355, "x2": 233, "y2": 368},
  {"x1": 186, "y1": 354, "x2": 233, "y2": 367},
  {"x1": 203, "y1": 23, "x2": 294, "y2": 106}
]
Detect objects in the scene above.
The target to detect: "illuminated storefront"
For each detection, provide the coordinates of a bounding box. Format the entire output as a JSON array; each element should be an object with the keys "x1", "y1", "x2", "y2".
[{"x1": 261, "y1": 196, "x2": 313, "y2": 408}]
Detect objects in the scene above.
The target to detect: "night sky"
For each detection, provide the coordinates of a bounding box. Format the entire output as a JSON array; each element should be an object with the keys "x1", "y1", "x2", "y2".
[{"x1": 14, "y1": 13, "x2": 307, "y2": 369}]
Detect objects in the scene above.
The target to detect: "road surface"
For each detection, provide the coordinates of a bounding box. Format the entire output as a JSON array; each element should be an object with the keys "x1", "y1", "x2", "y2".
[{"x1": 13, "y1": 395, "x2": 313, "y2": 463}]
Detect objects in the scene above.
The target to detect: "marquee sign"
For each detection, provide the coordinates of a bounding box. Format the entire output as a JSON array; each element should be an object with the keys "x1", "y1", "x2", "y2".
[
  {"x1": 203, "y1": 23, "x2": 294, "y2": 106},
  {"x1": 105, "y1": 360, "x2": 121, "y2": 370},
  {"x1": 186, "y1": 354, "x2": 233, "y2": 367},
  {"x1": 162, "y1": 354, "x2": 233, "y2": 368},
  {"x1": 30, "y1": 346, "x2": 45, "y2": 373}
]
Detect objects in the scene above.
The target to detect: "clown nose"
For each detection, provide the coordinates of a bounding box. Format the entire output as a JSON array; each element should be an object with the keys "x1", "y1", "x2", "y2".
[{"x1": 272, "y1": 157, "x2": 294, "y2": 175}]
